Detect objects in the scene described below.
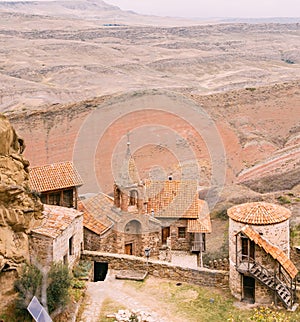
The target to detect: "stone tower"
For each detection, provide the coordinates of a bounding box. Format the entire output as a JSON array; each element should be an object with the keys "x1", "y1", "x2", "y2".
[
  {"x1": 227, "y1": 201, "x2": 298, "y2": 309},
  {"x1": 113, "y1": 140, "x2": 145, "y2": 214}
]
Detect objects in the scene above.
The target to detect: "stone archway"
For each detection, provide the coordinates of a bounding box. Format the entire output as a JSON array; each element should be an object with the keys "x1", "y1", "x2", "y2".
[{"x1": 124, "y1": 220, "x2": 142, "y2": 256}]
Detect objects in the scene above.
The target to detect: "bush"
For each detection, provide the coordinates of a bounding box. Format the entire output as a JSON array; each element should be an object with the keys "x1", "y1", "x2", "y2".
[
  {"x1": 73, "y1": 260, "x2": 92, "y2": 279},
  {"x1": 14, "y1": 264, "x2": 42, "y2": 310},
  {"x1": 71, "y1": 278, "x2": 85, "y2": 289},
  {"x1": 277, "y1": 195, "x2": 291, "y2": 204},
  {"x1": 47, "y1": 262, "x2": 71, "y2": 314},
  {"x1": 249, "y1": 306, "x2": 290, "y2": 322}
]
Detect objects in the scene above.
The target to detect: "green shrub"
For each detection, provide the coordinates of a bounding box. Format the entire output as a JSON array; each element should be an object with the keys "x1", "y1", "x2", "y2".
[
  {"x1": 73, "y1": 260, "x2": 92, "y2": 279},
  {"x1": 71, "y1": 278, "x2": 85, "y2": 289},
  {"x1": 277, "y1": 195, "x2": 291, "y2": 204},
  {"x1": 47, "y1": 262, "x2": 71, "y2": 314},
  {"x1": 14, "y1": 264, "x2": 42, "y2": 310}
]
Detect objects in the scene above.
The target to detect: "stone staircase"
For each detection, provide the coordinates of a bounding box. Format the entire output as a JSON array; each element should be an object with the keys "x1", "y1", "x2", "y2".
[{"x1": 248, "y1": 263, "x2": 294, "y2": 309}]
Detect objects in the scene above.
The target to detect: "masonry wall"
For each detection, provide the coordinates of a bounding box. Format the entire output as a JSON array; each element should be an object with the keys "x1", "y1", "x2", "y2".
[
  {"x1": 29, "y1": 233, "x2": 54, "y2": 266},
  {"x1": 160, "y1": 219, "x2": 191, "y2": 251},
  {"x1": 53, "y1": 215, "x2": 83, "y2": 269},
  {"x1": 228, "y1": 218, "x2": 290, "y2": 305},
  {"x1": 84, "y1": 228, "x2": 160, "y2": 258},
  {"x1": 81, "y1": 251, "x2": 229, "y2": 288}
]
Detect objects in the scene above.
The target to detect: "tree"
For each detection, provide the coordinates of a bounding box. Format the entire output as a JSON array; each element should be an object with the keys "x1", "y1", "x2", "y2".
[
  {"x1": 14, "y1": 264, "x2": 42, "y2": 310},
  {"x1": 14, "y1": 262, "x2": 71, "y2": 319},
  {"x1": 47, "y1": 262, "x2": 71, "y2": 316}
]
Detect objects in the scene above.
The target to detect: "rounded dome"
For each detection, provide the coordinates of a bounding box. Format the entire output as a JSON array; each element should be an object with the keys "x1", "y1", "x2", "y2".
[{"x1": 227, "y1": 201, "x2": 291, "y2": 225}]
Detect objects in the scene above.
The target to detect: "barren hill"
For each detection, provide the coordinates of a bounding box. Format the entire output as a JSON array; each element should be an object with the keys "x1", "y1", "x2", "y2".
[
  {"x1": 0, "y1": 3, "x2": 299, "y2": 112},
  {"x1": 1, "y1": 1, "x2": 300, "y2": 206}
]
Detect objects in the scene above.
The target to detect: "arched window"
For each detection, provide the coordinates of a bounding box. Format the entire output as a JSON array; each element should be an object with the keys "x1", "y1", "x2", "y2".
[
  {"x1": 114, "y1": 186, "x2": 121, "y2": 208},
  {"x1": 129, "y1": 190, "x2": 138, "y2": 206}
]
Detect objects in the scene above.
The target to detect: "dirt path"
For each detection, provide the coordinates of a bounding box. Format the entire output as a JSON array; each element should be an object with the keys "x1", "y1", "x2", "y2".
[{"x1": 79, "y1": 270, "x2": 184, "y2": 322}]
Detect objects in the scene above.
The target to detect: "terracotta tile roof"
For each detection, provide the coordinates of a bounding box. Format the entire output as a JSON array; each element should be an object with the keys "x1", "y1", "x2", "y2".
[
  {"x1": 187, "y1": 200, "x2": 212, "y2": 233},
  {"x1": 29, "y1": 161, "x2": 83, "y2": 192},
  {"x1": 241, "y1": 225, "x2": 298, "y2": 279},
  {"x1": 82, "y1": 209, "x2": 109, "y2": 235},
  {"x1": 32, "y1": 204, "x2": 82, "y2": 239},
  {"x1": 227, "y1": 202, "x2": 291, "y2": 225},
  {"x1": 79, "y1": 193, "x2": 114, "y2": 233},
  {"x1": 145, "y1": 180, "x2": 199, "y2": 218}
]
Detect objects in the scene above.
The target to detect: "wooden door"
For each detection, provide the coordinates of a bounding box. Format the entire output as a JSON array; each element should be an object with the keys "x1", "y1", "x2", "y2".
[
  {"x1": 125, "y1": 243, "x2": 133, "y2": 255},
  {"x1": 162, "y1": 227, "x2": 170, "y2": 245}
]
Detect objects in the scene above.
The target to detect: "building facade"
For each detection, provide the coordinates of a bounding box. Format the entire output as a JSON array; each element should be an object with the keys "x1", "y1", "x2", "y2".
[
  {"x1": 29, "y1": 161, "x2": 83, "y2": 209},
  {"x1": 228, "y1": 201, "x2": 298, "y2": 310},
  {"x1": 30, "y1": 205, "x2": 83, "y2": 269}
]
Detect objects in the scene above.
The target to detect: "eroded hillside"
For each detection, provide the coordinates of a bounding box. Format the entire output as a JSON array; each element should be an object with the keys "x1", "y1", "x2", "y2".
[{"x1": 0, "y1": 8, "x2": 299, "y2": 112}]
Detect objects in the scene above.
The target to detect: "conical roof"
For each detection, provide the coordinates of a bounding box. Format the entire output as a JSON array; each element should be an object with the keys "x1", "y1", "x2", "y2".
[
  {"x1": 116, "y1": 141, "x2": 140, "y2": 188},
  {"x1": 227, "y1": 201, "x2": 291, "y2": 225}
]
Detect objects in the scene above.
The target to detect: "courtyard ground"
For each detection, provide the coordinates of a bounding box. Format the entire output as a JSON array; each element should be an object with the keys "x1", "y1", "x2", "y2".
[{"x1": 77, "y1": 270, "x2": 254, "y2": 322}]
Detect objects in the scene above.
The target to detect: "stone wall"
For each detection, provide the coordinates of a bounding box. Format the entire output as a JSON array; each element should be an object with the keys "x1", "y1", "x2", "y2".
[
  {"x1": 160, "y1": 219, "x2": 191, "y2": 251},
  {"x1": 81, "y1": 251, "x2": 229, "y2": 288},
  {"x1": 228, "y1": 218, "x2": 291, "y2": 305},
  {"x1": 29, "y1": 233, "x2": 54, "y2": 267},
  {"x1": 84, "y1": 228, "x2": 160, "y2": 258},
  {"x1": 53, "y1": 215, "x2": 83, "y2": 268},
  {"x1": 84, "y1": 228, "x2": 118, "y2": 253},
  {"x1": 30, "y1": 214, "x2": 83, "y2": 269}
]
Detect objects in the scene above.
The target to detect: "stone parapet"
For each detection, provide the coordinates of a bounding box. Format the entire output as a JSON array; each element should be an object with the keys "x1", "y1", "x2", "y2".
[{"x1": 81, "y1": 250, "x2": 229, "y2": 288}]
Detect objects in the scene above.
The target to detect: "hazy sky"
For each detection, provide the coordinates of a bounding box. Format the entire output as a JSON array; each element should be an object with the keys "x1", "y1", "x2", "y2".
[{"x1": 105, "y1": 0, "x2": 300, "y2": 18}]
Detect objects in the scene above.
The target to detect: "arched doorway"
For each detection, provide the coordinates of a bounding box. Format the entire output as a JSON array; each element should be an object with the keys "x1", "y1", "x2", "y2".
[{"x1": 124, "y1": 220, "x2": 142, "y2": 256}]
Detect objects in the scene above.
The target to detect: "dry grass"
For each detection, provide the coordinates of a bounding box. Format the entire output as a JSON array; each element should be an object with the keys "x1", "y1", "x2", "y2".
[
  {"x1": 123, "y1": 277, "x2": 300, "y2": 322},
  {"x1": 98, "y1": 298, "x2": 126, "y2": 322}
]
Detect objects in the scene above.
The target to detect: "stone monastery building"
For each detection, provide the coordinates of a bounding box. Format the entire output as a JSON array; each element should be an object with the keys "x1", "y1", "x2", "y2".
[{"x1": 228, "y1": 201, "x2": 298, "y2": 310}]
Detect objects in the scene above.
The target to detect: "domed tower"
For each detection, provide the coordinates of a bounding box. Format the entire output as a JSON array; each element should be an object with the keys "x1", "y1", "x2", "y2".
[{"x1": 227, "y1": 202, "x2": 298, "y2": 309}]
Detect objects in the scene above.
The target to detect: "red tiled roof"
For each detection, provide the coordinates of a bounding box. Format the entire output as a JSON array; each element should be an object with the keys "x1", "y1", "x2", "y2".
[
  {"x1": 32, "y1": 204, "x2": 82, "y2": 239},
  {"x1": 227, "y1": 202, "x2": 291, "y2": 225},
  {"x1": 145, "y1": 180, "x2": 199, "y2": 218},
  {"x1": 82, "y1": 210, "x2": 109, "y2": 235},
  {"x1": 187, "y1": 200, "x2": 212, "y2": 233},
  {"x1": 79, "y1": 193, "x2": 114, "y2": 234},
  {"x1": 241, "y1": 225, "x2": 298, "y2": 279},
  {"x1": 29, "y1": 161, "x2": 83, "y2": 192},
  {"x1": 187, "y1": 215, "x2": 212, "y2": 233}
]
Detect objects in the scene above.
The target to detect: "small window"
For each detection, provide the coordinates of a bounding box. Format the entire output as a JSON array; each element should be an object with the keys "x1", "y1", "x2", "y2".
[
  {"x1": 48, "y1": 192, "x2": 61, "y2": 205},
  {"x1": 178, "y1": 227, "x2": 186, "y2": 239},
  {"x1": 69, "y1": 236, "x2": 74, "y2": 255},
  {"x1": 129, "y1": 190, "x2": 138, "y2": 206},
  {"x1": 63, "y1": 254, "x2": 68, "y2": 265},
  {"x1": 40, "y1": 194, "x2": 47, "y2": 204}
]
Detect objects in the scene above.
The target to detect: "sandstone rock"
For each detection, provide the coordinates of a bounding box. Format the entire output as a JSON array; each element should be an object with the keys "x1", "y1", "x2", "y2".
[{"x1": 0, "y1": 114, "x2": 43, "y2": 309}]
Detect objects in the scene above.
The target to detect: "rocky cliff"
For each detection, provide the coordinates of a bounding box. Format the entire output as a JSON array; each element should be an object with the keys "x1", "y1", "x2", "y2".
[{"x1": 0, "y1": 114, "x2": 43, "y2": 309}]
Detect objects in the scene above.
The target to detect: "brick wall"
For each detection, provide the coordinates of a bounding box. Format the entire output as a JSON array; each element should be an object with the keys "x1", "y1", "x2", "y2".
[{"x1": 81, "y1": 250, "x2": 229, "y2": 288}]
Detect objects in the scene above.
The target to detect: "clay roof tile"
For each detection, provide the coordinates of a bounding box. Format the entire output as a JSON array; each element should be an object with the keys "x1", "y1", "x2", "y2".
[
  {"x1": 30, "y1": 161, "x2": 83, "y2": 192},
  {"x1": 228, "y1": 202, "x2": 291, "y2": 225},
  {"x1": 32, "y1": 204, "x2": 82, "y2": 239},
  {"x1": 241, "y1": 225, "x2": 298, "y2": 279}
]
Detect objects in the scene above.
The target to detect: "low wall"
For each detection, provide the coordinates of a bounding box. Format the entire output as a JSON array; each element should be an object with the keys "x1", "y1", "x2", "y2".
[{"x1": 81, "y1": 251, "x2": 229, "y2": 288}]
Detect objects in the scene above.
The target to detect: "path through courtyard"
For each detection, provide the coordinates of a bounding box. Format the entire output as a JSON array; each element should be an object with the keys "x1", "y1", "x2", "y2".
[{"x1": 79, "y1": 270, "x2": 185, "y2": 322}]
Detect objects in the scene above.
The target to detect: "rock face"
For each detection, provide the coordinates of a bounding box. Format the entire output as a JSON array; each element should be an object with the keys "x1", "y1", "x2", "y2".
[{"x1": 0, "y1": 114, "x2": 43, "y2": 307}]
